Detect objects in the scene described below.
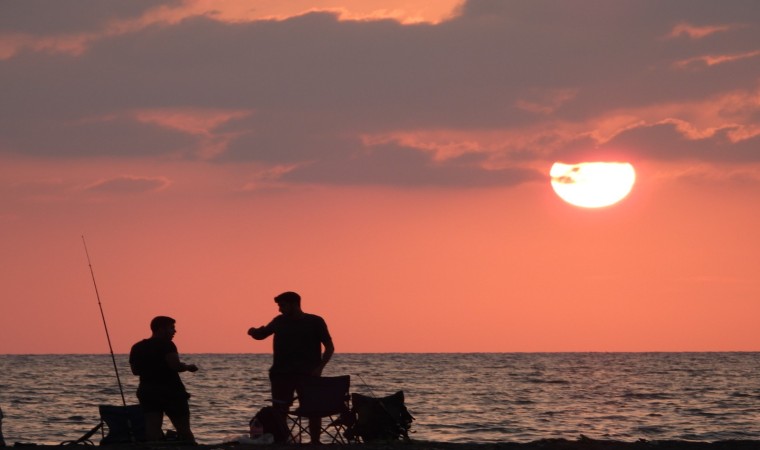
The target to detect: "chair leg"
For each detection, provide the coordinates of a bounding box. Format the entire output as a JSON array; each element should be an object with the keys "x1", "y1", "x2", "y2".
[
  {"x1": 287, "y1": 415, "x2": 308, "y2": 444},
  {"x1": 288, "y1": 414, "x2": 350, "y2": 444},
  {"x1": 321, "y1": 415, "x2": 349, "y2": 444},
  {"x1": 307, "y1": 417, "x2": 320, "y2": 444}
]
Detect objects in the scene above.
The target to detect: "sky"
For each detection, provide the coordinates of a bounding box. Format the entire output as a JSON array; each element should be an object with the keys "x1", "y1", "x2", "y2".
[{"x1": 2, "y1": 0, "x2": 760, "y2": 354}]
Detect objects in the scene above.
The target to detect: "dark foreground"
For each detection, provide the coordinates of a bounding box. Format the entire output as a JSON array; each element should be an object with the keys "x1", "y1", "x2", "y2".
[{"x1": 11, "y1": 438, "x2": 760, "y2": 450}]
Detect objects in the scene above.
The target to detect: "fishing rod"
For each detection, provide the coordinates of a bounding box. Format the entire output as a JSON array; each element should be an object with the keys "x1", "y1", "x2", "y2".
[
  {"x1": 357, "y1": 374, "x2": 380, "y2": 398},
  {"x1": 82, "y1": 236, "x2": 128, "y2": 409}
]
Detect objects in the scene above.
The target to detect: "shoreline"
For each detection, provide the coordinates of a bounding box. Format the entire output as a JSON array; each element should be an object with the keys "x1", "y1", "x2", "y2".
[{"x1": 10, "y1": 438, "x2": 760, "y2": 450}]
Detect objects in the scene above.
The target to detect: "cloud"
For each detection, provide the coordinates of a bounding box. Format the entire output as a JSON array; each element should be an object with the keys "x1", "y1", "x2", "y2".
[
  {"x1": 0, "y1": 0, "x2": 460, "y2": 59},
  {"x1": 0, "y1": 0, "x2": 181, "y2": 58},
  {"x1": 133, "y1": 108, "x2": 251, "y2": 135},
  {"x1": 2, "y1": 0, "x2": 760, "y2": 189},
  {"x1": 0, "y1": 115, "x2": 200, "y2": 157},
  {"x1": 673, "y1": 50, "x2": 760, "y2": 69},
  {"x1": 281, "y1": 142, "x2": 544, "y2": 188},
  {"x1": 515, "y1": 89, "x2": 579, "y2": 115},
  {"x1": 551, "y1": 121, "x2": 760, "y2": 164},
  {"x1": 187, "y1": 0, "x2": 462, "y2": 25},
  {"x1": 667, "y1": 22, "x2": 744, "y2": 40},
  {"x1": 0, "y1": 174, "x2": 172, "y2": 203},
  {"x1": 84, "y1": 175, "x2": 171, "y2": 194},
  {"x1": 0, "y1": 1, "x2": 169, "y2": 35}
]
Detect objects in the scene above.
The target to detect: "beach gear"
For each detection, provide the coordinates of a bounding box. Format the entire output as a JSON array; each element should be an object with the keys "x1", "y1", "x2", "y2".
[
  {"x1": 249, "y1": 415, "x2": 264, "y2": 438},
  {"x1": 61, "y1": 422, "x2": 103, "y2": 446},
  {"x1": 251, "y1": 406, "x2": 289, "y2": 443},
  {"x1": 287, "y1": 375, "x2": 355, "y2": 444},
  {"x1": 222, "y1": 433, "x2": 275, "y2": 445},
  {"x1": 62, "y1": 405, "x2": 144, "y2": 445},
  {"x1": 82, "y1": 237, "x2": 129, "y2": 409},
  {"x1": 99, "y1": 405, "x2": 145, "y2": 444},
  {"x1": 346, "y1": 391, "x2": 414, "y2": 442}
]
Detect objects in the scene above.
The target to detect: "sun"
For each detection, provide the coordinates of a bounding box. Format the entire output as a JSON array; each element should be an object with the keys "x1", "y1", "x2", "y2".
[{"x1": 550, "y1": 162, "x2": 636, "y2": 208}]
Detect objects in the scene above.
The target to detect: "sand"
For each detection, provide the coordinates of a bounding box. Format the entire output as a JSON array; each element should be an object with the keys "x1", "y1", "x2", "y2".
[{"x1": 9, "y1": 438, "x2": 760, "y2": 450}]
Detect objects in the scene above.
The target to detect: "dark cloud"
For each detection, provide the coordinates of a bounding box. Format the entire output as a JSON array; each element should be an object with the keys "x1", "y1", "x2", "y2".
[
  {"x1": 551, "y1": 121, "x2": 760, "y2": 164},
  {"x1": 0, "y1": 0, "x2": 178, "y2": 35},
  {"x1": 282, "y1": 143, "x2": 544, "y2": 188},
  {"x1": 1, "y1": 0, "x2": 759, "y2": 187},
  {"x1": 10, "y1": 3, "x2": 755, "y2": 129},
  {"x1": 85, "y1": 175, "x2": 170, "y2": 194},
  {"x1": 606, "y1": 122, "x2": 760, "y2": 163},
  {"x1": 0, "y1": 116, "x2": 200, "y2": 157}
]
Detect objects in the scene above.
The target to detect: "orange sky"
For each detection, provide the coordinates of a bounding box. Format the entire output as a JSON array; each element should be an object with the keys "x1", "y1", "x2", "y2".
[{"x1": 2, "y1": 1, "x2": 760, "y2": 354}]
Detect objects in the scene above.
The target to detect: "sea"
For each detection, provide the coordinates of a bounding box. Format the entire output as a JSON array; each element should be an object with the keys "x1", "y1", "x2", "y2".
[{"x1": 1, "y1": 353, "x2": 760, "y2": 445}]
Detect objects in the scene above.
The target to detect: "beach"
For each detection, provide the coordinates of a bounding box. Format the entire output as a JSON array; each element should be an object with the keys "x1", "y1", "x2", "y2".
[{"x1": 11, "y1": 438, "x2": 760, "y2": 450}]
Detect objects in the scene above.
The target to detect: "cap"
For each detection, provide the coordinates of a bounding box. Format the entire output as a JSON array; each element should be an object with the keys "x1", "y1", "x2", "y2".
[{"x1": 274, "y1": 291, "x2": 300, "y2": 304}]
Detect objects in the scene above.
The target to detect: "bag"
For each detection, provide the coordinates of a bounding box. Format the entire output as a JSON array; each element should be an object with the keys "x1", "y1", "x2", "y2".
[
  {"x1": 251, "y1": 406, "x2": 289, "y2": 443},
  {"x1": 99, "y1": 405, "x2": 146, "y2": 444},
  {"x1": 347, "y1": 391, "x2": 414, "y2": 442}
]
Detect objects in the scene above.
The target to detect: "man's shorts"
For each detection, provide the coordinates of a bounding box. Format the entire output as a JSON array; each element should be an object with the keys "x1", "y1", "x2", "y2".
[
  {"x1": 269, "y1": 372, "x2": 310, "y2": 409},
  {"x1": 137, "y1": 385, "x2": 191, "y2": 418}
]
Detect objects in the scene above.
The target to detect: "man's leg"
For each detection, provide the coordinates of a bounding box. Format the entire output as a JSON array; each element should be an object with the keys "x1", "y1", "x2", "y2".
[
  {"x1": 138, "y1": 392, "x2": 165, "y2": 442},
  {"x1": 294, "y1": 377, "x2": 321, "y2": 444},
  {"x1": 308, "y1": 416, "x2": 321, "y2": 444},
  {"x1": 165, "y1": 395, "x2": 195, "y2": 444},
  {"x1": 270, "y1": 374, "x2": 297, "y2": 443},
  {"x1": 272, "y1": 401, "x2": 291, "y2": 443},
  {"x1": 143, "y1": 411, "x2": 164, "y2": 441},
  {"x1": 166, "y1": 413, "x2": 195, "y2": 443}
]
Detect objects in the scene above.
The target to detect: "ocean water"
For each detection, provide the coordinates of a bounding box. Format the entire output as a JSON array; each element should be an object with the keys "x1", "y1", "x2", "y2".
[{"x1": 1, "y1": 353, "x2": 760, "y2": 445}]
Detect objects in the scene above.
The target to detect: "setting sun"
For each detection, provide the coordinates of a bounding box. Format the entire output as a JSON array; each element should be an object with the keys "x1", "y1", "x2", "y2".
[{"x1": 550, "y1": 162, "x2": 636, "y2": 208}]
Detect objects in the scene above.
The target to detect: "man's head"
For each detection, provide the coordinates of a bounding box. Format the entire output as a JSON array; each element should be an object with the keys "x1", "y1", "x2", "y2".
[
  {"x1": 150, "y1": 316, "x2": 176, "y2": 339},
  {"x1": 274, "y1": 291, "x2": 302, "y2": 316},
  {"x1": 274, "y1": 291, "x2": 300, "y2": 305}
]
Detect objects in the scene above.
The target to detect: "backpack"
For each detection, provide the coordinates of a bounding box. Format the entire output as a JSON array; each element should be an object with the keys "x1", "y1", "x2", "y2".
[
  {"x1": 250, "y1": 406, "x2": 289, "y2": 443},
  {"x1": 347, "y1": 391, "x2": 414, "y2": 442}
]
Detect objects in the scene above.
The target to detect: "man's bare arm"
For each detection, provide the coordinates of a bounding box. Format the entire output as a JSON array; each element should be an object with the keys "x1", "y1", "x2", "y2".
[
  {"x1": 248, "y1": 324, "x2": 274, "y2": 340},
  {"x1": 166, "y1": 352, "x2": 198, "y2": 372},
  {"x1": 312, "y1": 340, "x2": 334, "y2": 376}
]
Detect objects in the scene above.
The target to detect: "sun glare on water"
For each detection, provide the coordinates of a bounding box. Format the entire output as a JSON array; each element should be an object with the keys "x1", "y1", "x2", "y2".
[{"x1": 550, "y1": 162, "x2": 636, "y2": 208}]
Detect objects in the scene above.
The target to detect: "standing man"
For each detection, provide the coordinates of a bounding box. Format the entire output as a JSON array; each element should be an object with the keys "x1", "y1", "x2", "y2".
[
  {"x1": 248, "y1": 291, "x2": 334, "y2": 444},
  {"x1": 129, "y1": 316, "x2": 198, "y2": 443}
]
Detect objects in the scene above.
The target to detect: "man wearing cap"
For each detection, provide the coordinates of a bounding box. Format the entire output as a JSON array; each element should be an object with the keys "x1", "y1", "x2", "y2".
[
  {"x1": 247, "y1": 291, "x2": 334, "y2": 444},
  {"x1": 130, "y1": 316, "x2": 198, "y2": 443}
]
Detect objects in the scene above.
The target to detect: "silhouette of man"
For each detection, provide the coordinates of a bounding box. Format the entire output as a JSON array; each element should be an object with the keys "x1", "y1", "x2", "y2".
[
  {"x1": 248, "y1": 291, "x2": 334, "y2": 444},
  {"x1": 129, "y1": 316, "x2": 198, "y2": 443}
]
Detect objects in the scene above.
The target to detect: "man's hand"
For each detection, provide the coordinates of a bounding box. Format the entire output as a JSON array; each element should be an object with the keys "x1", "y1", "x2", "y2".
[
  {"x1": 183, "y1": 363, "x2": 199, "y2": 373},
  {"x1": 248, "y1": 325, "x2": 272, "y2": 340},
  {"x1": 310, "y1": 363, "x2": 326, "y2": 377}
]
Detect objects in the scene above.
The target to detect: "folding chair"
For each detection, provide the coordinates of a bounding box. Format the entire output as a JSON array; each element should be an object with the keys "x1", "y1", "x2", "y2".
[
  {"x1": 98, "y1": 404, "x2": 145, "y2": 444},
  {"x1": 61, "y1": 422, "x2": 103, "y2": 446},
  {"x1": 287, "y1": 375, "x2": 355, "y2": 444}
]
